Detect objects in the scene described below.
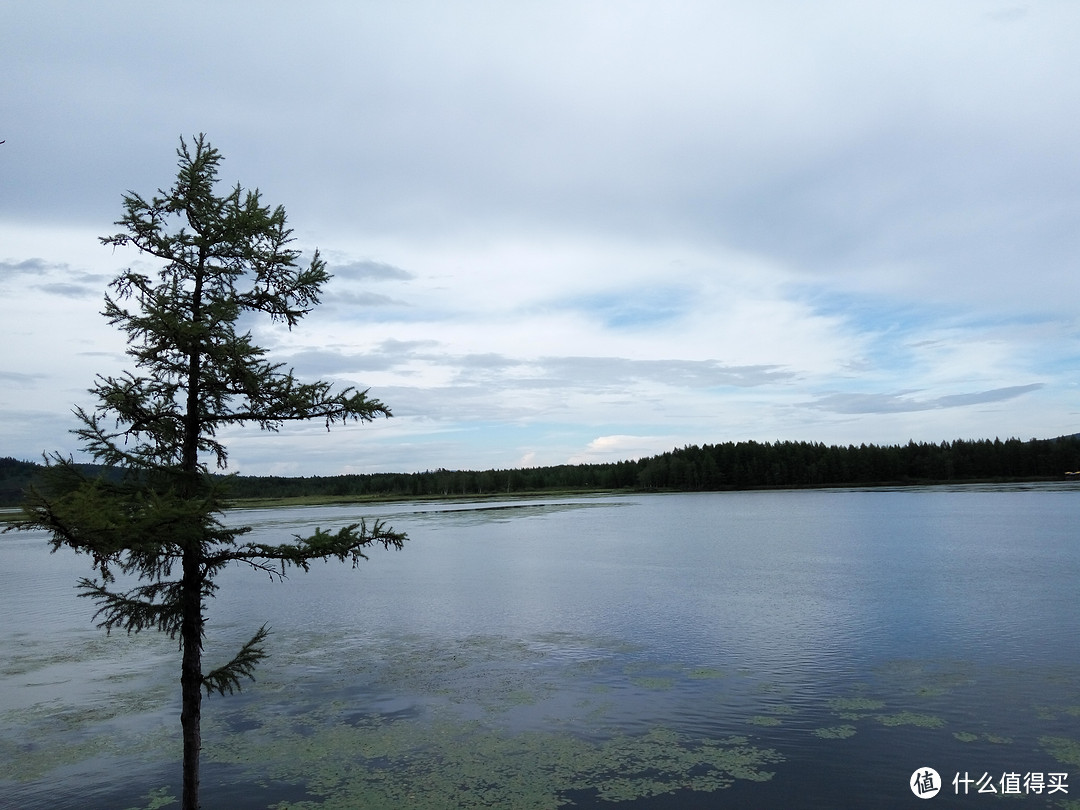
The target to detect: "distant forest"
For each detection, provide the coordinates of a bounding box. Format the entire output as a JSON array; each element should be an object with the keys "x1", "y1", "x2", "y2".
[{"x1": 4, "y1": 435, "x2": 1080, "y2": 508}]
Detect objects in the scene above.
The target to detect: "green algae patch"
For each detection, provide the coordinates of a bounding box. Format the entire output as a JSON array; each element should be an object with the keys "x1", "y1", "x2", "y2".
[
  {"x1": 629, "y1": 676, "x2": 674, "y2": 690},
  {"x1": 1, "y1": 733, "x2": 129, "y2": 782},
  {"x1": 122, "y1": 787, "x2": 177, "y2": 810},
  {"x1": 813, "y1": 725, "x2": 856, "y2": 739},
  {"x1": 746, "y1": 715, "x2": 783, "y2": 727},
  {"x1": 1042, "y1": 736, "x2": 1080, "y2": 768},
  {"x1": 875, "y1": 712, "x2": 945, "y2": 729},
  {"x1": 190, "y1": 631, "x2": 786, "y2": 808},
  {"x1": 207, "y1": 711, "x2": 783, "y2": 809},
  {"x1": 746, "y1": 702, "x2": 798, "y2": 726},
  {"x1": 827, "y1": 697, "x2": 885, "y2": 718},
  {"x1": 952, "y1": 731, "x2": 1011, "y2": 744},
  {"x1": 1036, "y1": 705, "x2": 1058, "y2": 721},
  {"x1": 0, "y1": 700, "x2": 177, "y2": 782}
]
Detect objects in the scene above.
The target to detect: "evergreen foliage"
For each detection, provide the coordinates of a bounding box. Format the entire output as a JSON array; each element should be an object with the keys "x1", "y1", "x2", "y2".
[
  {"x1": 4, "y1": 135, "x2": 405, "y2": 810},
  {"x1": 216, "y1": 434, "x2": 1080, "y2": 500},
  {"x1": 4, "y1": 434, "x2": 1079, "y2": 510}
]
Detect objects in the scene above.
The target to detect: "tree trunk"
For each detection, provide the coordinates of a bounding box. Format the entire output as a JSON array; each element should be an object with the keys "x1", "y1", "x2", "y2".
[
  {"x1": 180, "y1": 548, "x2": 203, "y2": 810},
  {"x1": 179, "y1": 243, "x2": 206, "y2": 810}
]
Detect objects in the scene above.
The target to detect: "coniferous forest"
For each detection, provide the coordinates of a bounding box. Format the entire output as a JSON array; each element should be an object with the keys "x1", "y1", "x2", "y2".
[{"x1": 5, "y1": 434, "x2": 1080, "y2": 508}]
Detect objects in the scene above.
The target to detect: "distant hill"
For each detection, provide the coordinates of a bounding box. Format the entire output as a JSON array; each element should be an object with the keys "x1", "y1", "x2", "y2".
[{"x1": 4, "y1": 434, "x2": 1080, "y2": 508}]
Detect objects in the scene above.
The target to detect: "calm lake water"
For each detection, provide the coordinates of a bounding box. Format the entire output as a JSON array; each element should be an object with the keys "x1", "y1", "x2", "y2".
[{"x1": 3, "y1": 485, "x2": 1080, "y2": 808}]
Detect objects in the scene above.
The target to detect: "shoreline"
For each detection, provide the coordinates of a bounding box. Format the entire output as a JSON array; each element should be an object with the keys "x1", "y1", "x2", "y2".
[{"x1": 3, "y1": 476, "x2": 1077, "y2": 522}]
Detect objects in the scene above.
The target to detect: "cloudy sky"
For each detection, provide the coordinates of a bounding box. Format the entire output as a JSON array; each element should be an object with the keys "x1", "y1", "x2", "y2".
[{"x1": 3, "y1": 1, "x2": 1079, "y2": 476}]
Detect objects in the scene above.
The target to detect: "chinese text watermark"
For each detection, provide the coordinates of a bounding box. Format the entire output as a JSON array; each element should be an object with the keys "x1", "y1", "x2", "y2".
[{"x1": 910, "y1": 768, "x2": 1068, "y2": 798}]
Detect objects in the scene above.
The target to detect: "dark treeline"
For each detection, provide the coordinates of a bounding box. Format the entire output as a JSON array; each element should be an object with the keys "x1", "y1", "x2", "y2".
[
  {"x1": 219, "y1": 434, "x2": 1080, "y2": 500},
  {"x1": 0, "y1": 458, "x2": 122, "y2": 508},
  {"x1": 0, "y1": 457, "x2": 41, "y2": 508},
  {"x1": 3, "y1": 435, "x2": 1080, "y2": 508}
]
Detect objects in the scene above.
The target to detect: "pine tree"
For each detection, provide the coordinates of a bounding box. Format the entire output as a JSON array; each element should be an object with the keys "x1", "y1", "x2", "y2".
[{"x1": 9, "y1": 135, "x2": 406, "y2": 810}]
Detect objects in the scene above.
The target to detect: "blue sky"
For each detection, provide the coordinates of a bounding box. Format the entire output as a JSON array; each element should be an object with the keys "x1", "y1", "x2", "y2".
[{"x1": 2, "y1": 1, "x2": 1079, "y2": 476}]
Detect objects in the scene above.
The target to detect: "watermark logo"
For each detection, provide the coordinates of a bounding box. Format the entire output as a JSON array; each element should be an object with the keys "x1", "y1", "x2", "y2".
[
  {"x1": 908, "y1": 768, "x2": 1069, "y2": 798},
  {"x1": 911, "y1": 767, "x2": 941, "y2": 799},
  {"x1": 953, "y1": 771, "x2": 1068, "y2": 795}
]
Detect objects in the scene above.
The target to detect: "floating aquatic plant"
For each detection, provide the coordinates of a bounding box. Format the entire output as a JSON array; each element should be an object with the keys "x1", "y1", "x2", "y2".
[
  {"x1": 122, "y1": 787, "x2": 176, "y2": 810},
  {"x1": 746, "y1": 715, "x2": 783, "y2": 727},
  {"x1": 827, "y1": 697, "x2": 886, "y2": 717},
  {"x1": 629, "y1": 676, "x2": 674, "y2": 690},
  {"x1": 1041, "y1": 735, "x2": 1080, "y2": 768},
  {"x1": 212, "y1": 716, "x2": 784, "y2": 809},
  {"x1": 813, "y1": 725, "x2": 856, "y2": 739},
  {"x1": 951, "y1": 730, "x2": 1011, "y2": 744},
  {"x1": 875, "y1": 712, "x2": 945, "y2": 729}
]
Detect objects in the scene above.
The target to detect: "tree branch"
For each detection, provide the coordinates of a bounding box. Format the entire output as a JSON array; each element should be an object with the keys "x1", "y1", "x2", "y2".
[
  {"x1": 78, "y1": 578, "x2": 184, "y2": 636},
  {"x1": 205, "y1": 520, "x2": 406, "y2": 572},
  {"x1": 202, "y1": 625, "x2": 270, "y2": 696}
]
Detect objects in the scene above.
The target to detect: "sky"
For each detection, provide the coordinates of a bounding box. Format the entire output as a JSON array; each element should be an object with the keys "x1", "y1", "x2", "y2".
[{"x1": 2, "y1": 1, "x2": 1079, "y2": 476}]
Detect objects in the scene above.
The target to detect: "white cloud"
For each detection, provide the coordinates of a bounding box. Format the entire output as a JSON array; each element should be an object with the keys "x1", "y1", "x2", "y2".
[
  {"x1": 568, "y1": 435, "x2": 673, "y2": 466},
  {"x1": 2, "y1": 2, "x2": 1079, "y2": 473}
]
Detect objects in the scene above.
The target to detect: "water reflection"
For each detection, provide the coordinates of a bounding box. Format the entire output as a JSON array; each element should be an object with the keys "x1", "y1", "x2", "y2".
[{"x1": 3, "y1": 486, "x2": 1080, "y2": 808}]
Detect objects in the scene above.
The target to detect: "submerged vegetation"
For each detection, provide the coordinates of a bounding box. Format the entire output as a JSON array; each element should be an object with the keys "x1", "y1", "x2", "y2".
[
  {"x1": 8, "y1": 625, "x2": 1080, "y2": 808},
  {"x1": 215, "y1": 717, "x2": 783, "y2": 809},
  {"x1": 4, "y1": 630, "x2": 789, "y2": 807},
  {"x1": 4, "y1": 434, "x2": 1080, "y2": 508}
]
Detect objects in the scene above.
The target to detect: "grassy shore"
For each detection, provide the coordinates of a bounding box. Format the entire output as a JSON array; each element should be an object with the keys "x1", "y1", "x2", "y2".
[
  {"x1": 214, "y1": 475, "x2": 1080, "y2": 511},
  {"x1": 4, "y1": 476, "x2": 1075, "y2": 523},
  {"x1": 0, "y1": 489, "x2": 625, "y2": 522},
  {"x1": 224, "y1": 488, "x2": 626, "y2": 510}
]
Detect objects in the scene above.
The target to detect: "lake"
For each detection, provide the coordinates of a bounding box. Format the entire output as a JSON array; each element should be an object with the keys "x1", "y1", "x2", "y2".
[{"x1": 2, "y1": 485, "x2": 1080, "y2": 808}]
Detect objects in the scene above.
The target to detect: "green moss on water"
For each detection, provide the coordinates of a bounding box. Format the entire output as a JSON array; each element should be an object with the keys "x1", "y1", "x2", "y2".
[
  {"x1": 25, "y1": 630, "x2": 1065, "y2": 806},
  {"x1": 812, "y1": 725, "x2": 856, "y2": 739},
  {"x1": 875, "y1": 712, "x2": 945, "y2": 729},
  {"x1": 1036, "y1": 705, "x2": 1058, "y2": 721},
  {"x1": 122, "y1": 787, "x2": 176, "y2": 810},
  {"x1": 0, "y1": 707, "x2": 177, "y2": 782},
  {"x1": 827, "y1": 697, "x2": 886, "y2": 714},
  {"x1": 1, "y1": 736, "x2": 118, "y2": 781},
  {"x1": 189, "y1": 633, "x2": 788, "y2": 807},
  {"x1": 746, "y1": 715, "x2": 783, "y2": 727},
  {"x1": 9, "y1": 686, "x2": 172, "y2": 733},
  {"x1": 1042, "y1": 736, "x2": 1080, "y2": 768},
  {"x1": 208, "y1": 711, "x2": 783, "y2": 809},
  {"x1": 629, "y1": 677, "x2": 674, "y2": 690},
  {"x1": 952, "y1": 731, "x2": 1011, "y2": 744}
]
